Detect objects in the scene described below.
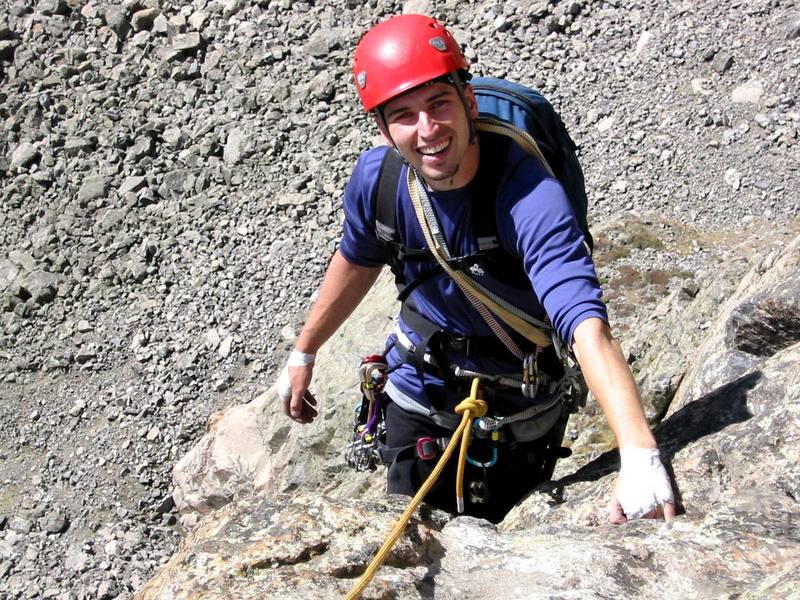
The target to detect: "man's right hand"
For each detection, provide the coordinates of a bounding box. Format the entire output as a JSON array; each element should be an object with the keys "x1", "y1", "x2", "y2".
[
  {"x1": 274, "y1": 253, "x2": 381, "y2": 425},
  {"x1": 277, "y1": 352, "x2": 318, "y2": 424}
]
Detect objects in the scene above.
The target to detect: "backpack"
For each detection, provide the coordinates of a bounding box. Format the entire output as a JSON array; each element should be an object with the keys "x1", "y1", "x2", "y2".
[
  {"x1": 472, "y1": 77, "x2": 591, "y2": 247},
  {"x1": 372, "y1": 76, "x2": 592, "y2": 301}
]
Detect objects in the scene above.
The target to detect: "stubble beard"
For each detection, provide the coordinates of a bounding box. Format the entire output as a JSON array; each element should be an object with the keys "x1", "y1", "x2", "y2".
[{"x1": 419, "y1": 160, "x2": 460, "y2": 189}]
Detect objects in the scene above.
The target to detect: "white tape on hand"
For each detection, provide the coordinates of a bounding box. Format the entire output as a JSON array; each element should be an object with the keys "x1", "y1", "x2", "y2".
[
  {"x1": 617, "y1": 448, "x2": 674, "y2": 520},
  {"x1": 277, "y1": 350, "x2": 315, "y2": 404},
  {"x1": 276, "y1": 365, "x2": 292, "y2": 403}
]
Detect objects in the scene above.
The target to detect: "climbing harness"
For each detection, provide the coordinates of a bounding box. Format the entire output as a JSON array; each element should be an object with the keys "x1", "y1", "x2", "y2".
[
  {"x1": 392, "y1": 323, "x2": 579, "y2": 424},
  {"x1": 345, "y1": 377, "x2": 488, "y2": 600},
  {"x1": 344, "y1": 354, "x2": 388, "y2": 472},
  {"x1": 393, "y1": 323, "x2": 528, "y2": 389}
]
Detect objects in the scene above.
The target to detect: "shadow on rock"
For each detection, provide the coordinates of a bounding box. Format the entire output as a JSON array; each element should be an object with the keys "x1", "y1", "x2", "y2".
[
  {"x1": 553, "y1": 369, "x2": 760, "y2": 488},
  {"x1": 654, "y1": 369, "x2": 759, "y2": 459}
]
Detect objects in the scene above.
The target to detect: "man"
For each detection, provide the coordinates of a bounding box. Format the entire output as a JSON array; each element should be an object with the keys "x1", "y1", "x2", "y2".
[{"x1": 279, "y1": 14, "x2": 675, "y2": 524}]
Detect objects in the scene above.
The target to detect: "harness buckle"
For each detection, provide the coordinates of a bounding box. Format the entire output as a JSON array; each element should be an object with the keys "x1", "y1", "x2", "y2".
[{"x1": 416, "y1": 437, "x2": 439, "y2": 460}]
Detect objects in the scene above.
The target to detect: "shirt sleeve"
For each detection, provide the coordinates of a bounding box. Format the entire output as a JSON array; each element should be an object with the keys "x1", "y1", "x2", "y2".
[
  {"x1": 338, "y1": 148, "x2": 388, "y2": 268},
  {"x1": 498, "y1": 157, "x2": 608, "y2": 345}
]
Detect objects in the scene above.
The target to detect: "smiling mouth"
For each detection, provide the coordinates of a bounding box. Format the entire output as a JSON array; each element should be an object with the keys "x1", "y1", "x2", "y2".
[{"x1": 417, "y1": 138, "x2": 451, "y2": 157}]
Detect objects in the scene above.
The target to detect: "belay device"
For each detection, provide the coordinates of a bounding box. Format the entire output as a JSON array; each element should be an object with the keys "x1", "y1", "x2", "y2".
[{"x1": 344, "y1": 354, "x2": 388, "y2": 472}]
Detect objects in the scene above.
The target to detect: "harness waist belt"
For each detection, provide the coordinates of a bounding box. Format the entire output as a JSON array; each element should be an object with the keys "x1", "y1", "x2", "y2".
[
  {"x1": 444, "y1": 333, "x2": 521, "y2": 358},
  {"x1": 394, "y1": 326, "x2": 526, "y2": 387},
  {"x1": 399, "y1": 303, "x2": 528, "y2": 362}
]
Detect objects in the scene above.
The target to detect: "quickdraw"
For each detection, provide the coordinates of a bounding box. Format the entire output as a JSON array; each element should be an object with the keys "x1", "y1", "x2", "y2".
[
  {"x1": 521, "y1": 348, "x2": 541, "y2": 399},
  {"x1": 344, "y1": 354, "x2": 388, "y2": 472},
  {"x1": 551, "y1": 331, "x2": 587, "y2": 414}
]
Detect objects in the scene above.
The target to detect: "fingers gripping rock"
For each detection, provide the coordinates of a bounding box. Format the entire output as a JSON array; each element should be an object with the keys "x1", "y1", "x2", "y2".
[{"x1": 616, "y1": 448, "x2": 674, "y2": 520}]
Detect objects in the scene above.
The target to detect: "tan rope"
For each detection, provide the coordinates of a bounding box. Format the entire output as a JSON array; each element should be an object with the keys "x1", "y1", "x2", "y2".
[{"x1": 344, "y1": 379, "x2": 487, "y2": 600}]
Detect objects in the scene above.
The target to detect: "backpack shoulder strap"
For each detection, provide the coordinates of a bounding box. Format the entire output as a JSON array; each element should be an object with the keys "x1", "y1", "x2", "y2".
[
  {"x1": 373, "y1": 148, "x2": 404, "y2": 244},
  {"x1": 372, "y1": 148, "x2": 438, "y2": 295},
  {"x1": 471, "y1": 131, "x2": 510, "y2": 250},
  {"x1": 475, "y1": 117, "x2": 554, "y2": 178},
  {"x1": 471, "y1": 130, "x2": 539, "y2": 288}
]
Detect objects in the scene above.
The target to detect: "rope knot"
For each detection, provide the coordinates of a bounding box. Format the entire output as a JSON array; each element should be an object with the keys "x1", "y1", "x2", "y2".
[{"x1": 455, "y1": 398, "x2": 488, "y2": 418}]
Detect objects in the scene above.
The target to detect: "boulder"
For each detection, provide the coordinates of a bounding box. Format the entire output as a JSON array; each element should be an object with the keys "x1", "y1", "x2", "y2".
[
  {"x1": 131, "y1": 8, "x2": 160, "y2": 32},
  {"x1": 104, "y1": 6, "x2": 130, "y2": 40},
  {"x1": 9, "y1": 142, "x2": 39, "y2": 170},
  {"x1": 669, "y1": 234, "x2": 800, "y2": 413},
  {"x1": 0, "y1": 260, "x2": 21, "y2": 291},
  {"x1": 17, "y1": 270, "x2": 61, "y2": 305},
  {"x1": 136, "y1": 494, "x2": 450, "y2": 600},
  {"x1": 623, "y1": 246, "x2": 755, "y2": 421},
  {"x1": 506, "y1": 235, "x2": 800, "y2": 528},
  {"x1": 77, "y1": 175, "x2": 111, "y2": 204},
  {"x1": 223, "y1": 127, "x2": 248, "y2": 166}
]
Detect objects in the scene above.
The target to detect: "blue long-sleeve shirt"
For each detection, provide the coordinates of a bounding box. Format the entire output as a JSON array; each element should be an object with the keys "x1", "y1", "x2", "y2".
[{"x1": 339, "y1": 137, "x2": 607, "y2": 413}]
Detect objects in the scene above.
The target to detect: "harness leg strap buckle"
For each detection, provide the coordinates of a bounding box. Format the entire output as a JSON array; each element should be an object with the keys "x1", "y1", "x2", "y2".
[{"x1": 416, "y1": 437, "x2": 439, "y2": 460}]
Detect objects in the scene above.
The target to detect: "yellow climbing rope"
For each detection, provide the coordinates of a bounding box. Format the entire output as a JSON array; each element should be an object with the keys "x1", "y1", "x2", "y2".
[{"x1": 344, "y1": 378, "x2": 487, "y2": 600}]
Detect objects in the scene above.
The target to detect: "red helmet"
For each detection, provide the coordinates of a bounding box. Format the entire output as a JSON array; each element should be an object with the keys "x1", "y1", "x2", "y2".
[{"x1": 353, "y1": 14, "x2": 469, "y2": 112}]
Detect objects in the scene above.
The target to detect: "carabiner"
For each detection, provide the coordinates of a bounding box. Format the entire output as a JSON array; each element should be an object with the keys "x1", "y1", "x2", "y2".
[
  {"x1": 466, "y1": 429, "x2": 499, "y2": 468},
  {"x1": 521, "y1": 349, "x2": 540, "y2": 399}
]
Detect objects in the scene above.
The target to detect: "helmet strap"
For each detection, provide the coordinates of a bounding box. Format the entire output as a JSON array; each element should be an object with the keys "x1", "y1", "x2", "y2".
[
  {"x1": 448, "y1": 72, "x2": 477, "y2": 144},
  {"x1": 374, "y1": 108, "x2": 402, "y2": 155}
]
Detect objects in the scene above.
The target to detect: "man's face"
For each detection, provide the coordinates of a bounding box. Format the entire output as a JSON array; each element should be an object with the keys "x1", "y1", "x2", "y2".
[{"x1": 379, "y1": 82, "x2": 479, "y2": 192}]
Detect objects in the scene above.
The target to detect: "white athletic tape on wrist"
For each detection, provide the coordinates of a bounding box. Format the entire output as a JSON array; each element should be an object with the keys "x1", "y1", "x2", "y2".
[
  {"x1": 617, "y1": 448, "x2": 674, "y2": 520},
  {"x1": 287, "y1": 350, "x2": 316, "y2": 366},
  {"x1": 277, "y1": 351, "x2": 315, "y2": 404}
]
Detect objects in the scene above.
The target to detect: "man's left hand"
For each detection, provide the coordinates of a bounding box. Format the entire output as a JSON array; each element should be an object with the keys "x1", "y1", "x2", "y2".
[{"x1": 609, "y1": 447, "x2": 676, "y2": 524}]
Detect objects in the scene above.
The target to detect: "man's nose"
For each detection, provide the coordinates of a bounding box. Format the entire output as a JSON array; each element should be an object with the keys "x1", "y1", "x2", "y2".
[{"x1": 418, "y1": 111, "x2": 439, "y2": 137}]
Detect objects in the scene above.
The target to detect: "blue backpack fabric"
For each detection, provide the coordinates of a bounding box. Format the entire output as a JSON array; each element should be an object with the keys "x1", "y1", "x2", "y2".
[{"x1": 471, "y1": 76, "x2": 591, "y2": 247}]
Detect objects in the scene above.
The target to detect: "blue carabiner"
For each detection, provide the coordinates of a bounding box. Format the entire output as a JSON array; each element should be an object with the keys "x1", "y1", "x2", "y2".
[{"x1": 466, "y1": 428, "x2": 499, "y2": 468}]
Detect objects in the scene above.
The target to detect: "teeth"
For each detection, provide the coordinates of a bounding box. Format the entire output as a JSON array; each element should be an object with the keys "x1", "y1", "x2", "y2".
[{"x1": 419, "y1": 139, "x2": 450, "y2": 155}]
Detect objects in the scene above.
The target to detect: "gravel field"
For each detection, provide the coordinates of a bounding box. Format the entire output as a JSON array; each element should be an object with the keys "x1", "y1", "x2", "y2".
[{"x1": 0, "y1": 0, "x2": 798, "y2": 597}]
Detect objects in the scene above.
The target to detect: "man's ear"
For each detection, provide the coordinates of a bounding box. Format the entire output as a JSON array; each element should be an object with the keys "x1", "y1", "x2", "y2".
[
  {"x1": 373, "y1": 114, "x2": 394, "y2": 146},
  {"x1": 464, "y1": 84, "x2": 479, "y2": 119}
]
